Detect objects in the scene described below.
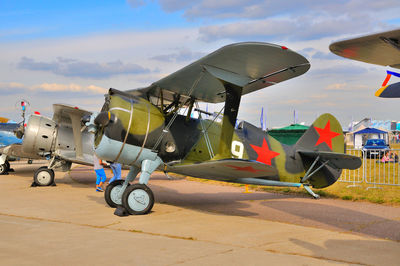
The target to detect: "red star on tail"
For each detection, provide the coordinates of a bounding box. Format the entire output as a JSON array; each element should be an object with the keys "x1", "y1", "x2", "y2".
[
  {"x1": 314, "y1": 120, "x2": 340, "y2": 150},
  {"x1": 250, "y1": 138, "x2": 280, "y2": 165}
]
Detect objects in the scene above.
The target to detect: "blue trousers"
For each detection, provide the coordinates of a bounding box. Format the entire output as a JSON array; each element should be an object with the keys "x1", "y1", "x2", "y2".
[
  {"x1": 109, "y1": 163, "x2": 122, "y2": 183},
  {"x1": 95, "y1": 168, "x2": 107, "y2": 185}
]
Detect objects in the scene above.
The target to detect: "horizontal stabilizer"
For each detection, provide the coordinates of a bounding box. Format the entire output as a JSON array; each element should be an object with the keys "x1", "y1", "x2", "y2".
[
  {"x1": 298, "y1": 150, "x2": 361, "y2": 170},
  {"x1": 375, "y1": 81, "x2": 400, "y2": 98},
  {"x1": 168, "y1": 159, "x2": 277, "y2": 181}
]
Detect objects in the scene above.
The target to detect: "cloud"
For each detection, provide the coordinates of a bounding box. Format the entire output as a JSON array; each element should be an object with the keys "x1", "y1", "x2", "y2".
[
  {"x1": 150, "y1": 48, "x2": 205, "y2": 62},
  {"x1": 325, "y1": 83, "x2": 348, "y2": 91},
  {"x1": 0, "y1": 82, "x2": 106, "y2": 95},
  {"x1": 17, "y1": 57, "x2": 152, "y2": 79},
  {"x1": 0, "y1": 82, "x2": 28, "y2": 95},
  {"x1": 126, "y1": 0, "x2": 146, "y2": 8},
  {"x1": 311, "y1": 51, "x2": 339, "y2": 60},
  {"x1": 31, "y1": 83, "x2": 107, "y2": 94},
  {"x1": 324, "y1": 83, "x2": 370, "y2": 91},
  {"x1": 160, "y1": 0, "x2": 400, "y2": 22},
  {"x1": 198, "y1": 14, "x2": 385, "y2": 42},
  {"x1": 310, "y1": 65, "x2": 369, "y2": 77}
]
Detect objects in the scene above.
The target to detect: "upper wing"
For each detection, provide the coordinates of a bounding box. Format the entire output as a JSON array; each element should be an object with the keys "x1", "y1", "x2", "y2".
[
  {"x1": 168, "y1": 158, "x2": 278, "y2": 180},
  {"x1": 128, "y1": 42, "x2": 310, "y2": 103},
  {"x1": 329, "y1": 29, "x2": 400, "y2": 69},
  {"x1": 52, "y1": 104, "x2": 92, "y2": 125},
  {"x1": 52, "y1": 104, "x2": 92, "y2": 159}
]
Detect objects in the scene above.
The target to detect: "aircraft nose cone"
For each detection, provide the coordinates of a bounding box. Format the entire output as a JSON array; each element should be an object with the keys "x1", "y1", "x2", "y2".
[{"x1": 94, "y1": 112, "x2": 115, "y2": 127}]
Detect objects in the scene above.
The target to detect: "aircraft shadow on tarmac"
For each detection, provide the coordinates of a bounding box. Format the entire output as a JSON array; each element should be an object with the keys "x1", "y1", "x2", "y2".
[
  {"x1": 11, "y1": 166, "x2": 400, "y2": 241},
  {"x1": 288, "y1": 238, "x2": 399, "y2": 265},
  {"x1": 262, "y1": 201, "x2": 400, "y2": 241}
]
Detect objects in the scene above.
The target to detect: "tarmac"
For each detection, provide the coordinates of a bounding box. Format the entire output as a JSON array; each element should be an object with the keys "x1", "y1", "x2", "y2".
[{"x1": 0, "y1": 161, "x2": 400, "y2": 265}]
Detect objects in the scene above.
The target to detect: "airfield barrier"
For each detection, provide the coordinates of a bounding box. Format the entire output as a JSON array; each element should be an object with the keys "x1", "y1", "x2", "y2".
[{"x1": 339, "y1": 148, "x2": 400, "y2": 188}]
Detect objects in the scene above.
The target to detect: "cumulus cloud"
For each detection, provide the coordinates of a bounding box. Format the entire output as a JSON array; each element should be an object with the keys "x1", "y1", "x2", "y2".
[
  {"x1": 0, "y1": 82, "x2": 107, "y2": 95},
  {"x1": 31, "y1": 83, "x2": 107, "y2": 94},
  {"x1": 152, "y1": 0, "x2": 400, "y2": 42},
  {"x1": 150, "y1": 48, "x2": 205, "y2": 62},
  {"x1": 17, "y1": 57, "x2": 152, "y2": 79}
]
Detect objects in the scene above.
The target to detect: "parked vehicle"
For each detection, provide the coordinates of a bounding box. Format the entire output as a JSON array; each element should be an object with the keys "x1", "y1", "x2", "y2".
[{"x1": 362, "y1": 139, "x2": 390, "y2": 158}]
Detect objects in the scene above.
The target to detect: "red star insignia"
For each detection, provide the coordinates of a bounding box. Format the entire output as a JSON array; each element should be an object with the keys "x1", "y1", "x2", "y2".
[
  {"x1": 250, "y1": 138, "x2": 280, "y2": 165},
  {"x1": 225, "y1": 165, "x2": 265, "y2": 173},
  {"x1": 314, "y1": 120, "x2": 340, "y2": 150}
]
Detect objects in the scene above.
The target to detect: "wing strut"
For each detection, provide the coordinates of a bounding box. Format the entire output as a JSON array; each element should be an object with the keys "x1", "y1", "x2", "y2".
[
  {"x1": 213, "y1": 83, "x2": 242, "y2": 159},
  {"x1": 152, "y1": 70, "x2": 205, "y2": 151},
  {"x1": 195, "y1": 101, "x2": 215, "y2": 159}
]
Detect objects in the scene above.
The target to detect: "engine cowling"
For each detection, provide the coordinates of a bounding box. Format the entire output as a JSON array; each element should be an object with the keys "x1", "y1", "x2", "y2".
[{"x1": 23, "y1": 115, "x2": 57, "y2": 155}]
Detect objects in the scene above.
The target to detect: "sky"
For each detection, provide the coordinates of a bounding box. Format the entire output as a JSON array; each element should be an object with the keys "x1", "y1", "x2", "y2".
[{"x1": 1, "y1": 0, "x2": 400, "y2": 129}]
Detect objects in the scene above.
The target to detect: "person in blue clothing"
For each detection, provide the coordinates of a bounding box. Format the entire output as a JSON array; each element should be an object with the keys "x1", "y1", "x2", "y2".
[
  {"x1": 94, "y1": 155, "x2": 107, "y2": 192},
  {"x1": 109, "y1": 162, "x2": 122, "y2": 183}
]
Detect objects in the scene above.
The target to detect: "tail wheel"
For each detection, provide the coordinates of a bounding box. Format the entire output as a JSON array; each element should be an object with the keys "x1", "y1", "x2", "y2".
[
  {"x1": 105, "y1": 180, "x2": 130, "y2": 208},
  {"x1": 34, "y1": 166, "x2": 55, "y2": 186},
  {"x1": 122, "y1": 184, "x2": 154, "y2": 215}
]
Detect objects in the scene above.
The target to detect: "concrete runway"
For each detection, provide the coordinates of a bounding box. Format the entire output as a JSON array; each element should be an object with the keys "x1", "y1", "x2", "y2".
[{"x1": 0, "y1": 161, "x2": 399, "y2": 265}]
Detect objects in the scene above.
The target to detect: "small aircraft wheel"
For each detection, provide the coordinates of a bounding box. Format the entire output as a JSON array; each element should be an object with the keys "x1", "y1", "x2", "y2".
[
  {"x1": 28, "y1": 160, "x2": 33, "y2": 164},
  {"x1": 33, "y1": 167, "x2": 55, "y2": 186},
  {"x1": 0, "y1": 163, "x2": 7, "y2": 175},
  {"x1": 104, "y1": 180, "x2": 129, "y2": 208},
  {"x1": 122, "y1": 184, "x2": 154, "y2": 215},
  {"x1": 5, "y1": 161, "x2": 10, "y2": 171}
]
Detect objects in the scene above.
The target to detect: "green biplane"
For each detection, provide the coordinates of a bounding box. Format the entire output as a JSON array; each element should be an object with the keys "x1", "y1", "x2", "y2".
[{"x1": 85, "y1": 42, "x2": 362, "y2": 216}]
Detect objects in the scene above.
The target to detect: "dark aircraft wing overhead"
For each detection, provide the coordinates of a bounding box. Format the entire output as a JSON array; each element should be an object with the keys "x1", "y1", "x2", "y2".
[
  {"x1": 128, "y1": 42, "x2": 310, "y2": 103},
  {"x1": 329, "y1": 29, "x2": 400, "y2": 69},
  {"x1": 168, "y1": 158, "x2": 278, "y2": 180}
]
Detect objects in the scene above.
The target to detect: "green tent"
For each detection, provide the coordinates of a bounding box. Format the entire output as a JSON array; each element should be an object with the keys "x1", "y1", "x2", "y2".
[{"x1": 268, "y1": 124, "x2": 309, "y2": 145}]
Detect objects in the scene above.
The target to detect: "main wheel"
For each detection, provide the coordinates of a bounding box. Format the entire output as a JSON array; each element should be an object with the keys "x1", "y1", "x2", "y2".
[
  {"x1": 105, "y1": 180, "x2": 129, "y2": 208},
  {"x1": 122, "y1": 184, "x2": 154, "y2": 215},
  {"x1": 34, "y1": 167, "x2": 55, "y2": 186},
  {"x1": 0, "y1": 163, "x2": 7, "y2": 175}
]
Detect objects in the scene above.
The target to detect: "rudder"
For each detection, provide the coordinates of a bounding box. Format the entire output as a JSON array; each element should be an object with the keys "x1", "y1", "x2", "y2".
[{"x1": 295, "y1": 114, "x2": 345, "y2": 188}]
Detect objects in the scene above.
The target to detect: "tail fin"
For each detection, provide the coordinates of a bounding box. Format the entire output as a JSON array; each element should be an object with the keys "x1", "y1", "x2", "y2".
[
  {"x1": 295, "y1": 114, "x2": 348, "y2": 188},
  {"x1": 296, "y1": 113, "x2": 344, "y2": 153}
]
